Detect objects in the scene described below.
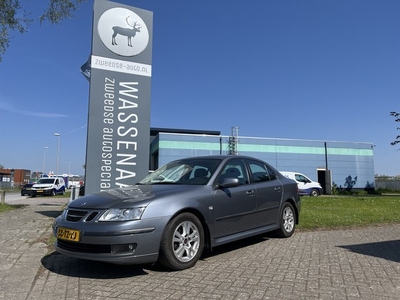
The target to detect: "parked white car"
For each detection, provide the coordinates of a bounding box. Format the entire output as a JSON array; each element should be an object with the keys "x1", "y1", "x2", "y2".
[
  {"x1": 31, "y1": 177, "x2": 66, "y2": 197},
  {"x1": 280, "y1": 171, "x2": 323, "y2": 196}
]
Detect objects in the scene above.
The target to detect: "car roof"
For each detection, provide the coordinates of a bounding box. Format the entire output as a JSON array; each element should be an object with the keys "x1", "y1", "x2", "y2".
[{"x1": 178, "y1": 155, "x2": 264, "y2": 161}]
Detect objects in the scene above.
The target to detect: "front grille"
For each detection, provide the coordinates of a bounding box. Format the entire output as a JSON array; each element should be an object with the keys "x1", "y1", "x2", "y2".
[
  {"x1": 86, "y1": 212, "x2": 99, "y2": 222},
  {"x1": 66, "y1": 209, "x2": 100, "y2": 222},
  {"x1": 66, "y1": 209, "x2": 88, "y2": 222},
  {"x1": 57, "y1": 239, "x2": 111, "y2": 253}
]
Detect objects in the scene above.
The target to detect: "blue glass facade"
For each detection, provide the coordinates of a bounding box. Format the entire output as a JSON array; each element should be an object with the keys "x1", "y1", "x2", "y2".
[{"x1": 150, "y1": 133, "x2": 375, "y2": 191}]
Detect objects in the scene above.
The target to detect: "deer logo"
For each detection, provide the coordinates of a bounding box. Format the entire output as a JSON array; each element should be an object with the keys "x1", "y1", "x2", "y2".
[
  {"x1": 97, "y1": 7, "x2": 150, "y2": 57},
  {"x1": 111, "y1": 16, "x2": 142, "y2": 47}
]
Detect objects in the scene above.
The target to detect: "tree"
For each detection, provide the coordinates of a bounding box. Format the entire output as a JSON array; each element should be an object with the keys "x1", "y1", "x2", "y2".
[
  {"x1": 0, "y1": 0, "x2": 87, "y2": 62},
  {"x1": 390, "y1": 111, "x2": 400, "y2": 146}
]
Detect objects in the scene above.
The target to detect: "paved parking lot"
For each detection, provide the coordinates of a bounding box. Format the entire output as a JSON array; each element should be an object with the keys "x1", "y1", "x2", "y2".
[{"x1": 0, "y1": 197, "x2": 399, "y2": 299}]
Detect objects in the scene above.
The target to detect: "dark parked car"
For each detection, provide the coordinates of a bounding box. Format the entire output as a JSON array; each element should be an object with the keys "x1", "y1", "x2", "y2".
[
  {"x1": 20, "y1": 183, "x2": 34, "y2": 196},
  {"x1": 53, "y1": 155, "x2": 301, "y2": 270},
  {"x1": 78, "y1": 184, "x2": 85, "y2": 196}
]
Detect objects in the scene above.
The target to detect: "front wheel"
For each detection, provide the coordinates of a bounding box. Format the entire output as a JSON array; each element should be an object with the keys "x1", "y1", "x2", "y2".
[
  {"x1": 51, "y1": 189, "x2": 56, "y2": 196},
  {"x1": 159, "y1": 213, "x2": 204, "y2": 270},
  {"x1": 275, "y1": 202, "x2": 296, "y2": 238},
  {"x1": 310, "y1": 189, "x2": 320, "y2": 197}
]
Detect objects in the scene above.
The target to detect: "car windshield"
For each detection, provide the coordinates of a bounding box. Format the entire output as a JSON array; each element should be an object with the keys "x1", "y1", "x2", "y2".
[
  {"x1": 36, "y1": 178, "x2": 55, "y2": 184},
  {"x1": 139, "y1": 158, "x2": 222, "y2": 185}
]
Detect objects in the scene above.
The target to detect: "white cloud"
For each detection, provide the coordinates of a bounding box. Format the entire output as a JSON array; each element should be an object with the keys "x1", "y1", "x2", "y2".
[
  {"x1": 66, "y1": 125, "x2": 87, "y2": 134},
  {"x1": 0, "y1": 100, "x2": 68, "y2": 118}
]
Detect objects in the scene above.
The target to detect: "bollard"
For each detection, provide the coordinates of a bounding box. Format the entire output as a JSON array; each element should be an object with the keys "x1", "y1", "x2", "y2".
[
  {"x1": 69, "y1": 186, "x2": 76, "y2": 202},
  {"x1": 69, "y1": 186, "x2": 81, "y2": 202},
  {"x1": 0, "y1": 190, "x2": 5, "y2": 204}
]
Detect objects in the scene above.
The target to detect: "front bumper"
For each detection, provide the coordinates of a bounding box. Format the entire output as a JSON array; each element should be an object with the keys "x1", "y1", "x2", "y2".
[
  {"x1": 52, "y1": 212, "x2": 170, "y2": 265},
  {"x1": 32, "y1": 189, "x2": 53, "y2": 196}
]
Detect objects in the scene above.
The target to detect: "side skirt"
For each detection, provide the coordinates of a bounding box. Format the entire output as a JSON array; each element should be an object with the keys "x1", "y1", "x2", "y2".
[{"x1": 210, "y1": 223, "x2": 279, "y2": 248}]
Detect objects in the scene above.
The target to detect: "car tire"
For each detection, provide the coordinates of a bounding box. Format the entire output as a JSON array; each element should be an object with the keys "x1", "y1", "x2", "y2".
[
  {"x1": 310, "y1": 189, "x2": 320, "y2": 197},
  {"x1": 275, "y1": 202, "x2": 296, "y2": 238},
  {"x1": 51, "y1": 189, "x2": 56, "y2": 196},
  {"x1": 159, "y1": 213, "x2": 204, "y2": 270}
]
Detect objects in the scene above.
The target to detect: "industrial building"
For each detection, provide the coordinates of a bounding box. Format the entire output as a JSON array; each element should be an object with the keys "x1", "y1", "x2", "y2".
[
  {"x1": 150, "y1": 127, "x2": 375, "y2": 194},
  {"x1": 0, "y1": 169, "x2": 31, "y2": 188}
]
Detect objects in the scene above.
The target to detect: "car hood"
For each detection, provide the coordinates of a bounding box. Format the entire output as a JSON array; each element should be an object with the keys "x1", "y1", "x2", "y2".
[
  {"x1": 68, "y1": 184, "x2": 207, "y2": 209},
  {"x1": 32, "y1": 183, "x2": 54, "y2": 188}
]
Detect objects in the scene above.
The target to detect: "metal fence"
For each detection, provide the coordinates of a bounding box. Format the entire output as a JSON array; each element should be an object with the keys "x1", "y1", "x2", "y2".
[
  {"x1": 0, "y1": 182, "x2": 12, "y2": 189},
  {"x1": 375, "y1": 179, "x2": 400, "y2": 191},
  {"x1": 0, "y1": 181, "x2": 26, "y2": 189}
]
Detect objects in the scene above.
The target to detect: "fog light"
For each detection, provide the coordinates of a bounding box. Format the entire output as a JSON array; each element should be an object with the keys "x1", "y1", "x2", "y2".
[{"x1": 111, "y1": 244, "x2": 136, "y2": 254}]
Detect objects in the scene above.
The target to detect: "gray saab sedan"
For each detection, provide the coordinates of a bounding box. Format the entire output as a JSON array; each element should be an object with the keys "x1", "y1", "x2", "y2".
[{"x1": 53, "y1": 155, "x2": 300, "y2": 270}]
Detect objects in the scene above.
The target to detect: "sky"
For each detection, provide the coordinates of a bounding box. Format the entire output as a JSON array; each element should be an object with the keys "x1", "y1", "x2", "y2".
[{"x1": 0, "y1": 0, "x2": 399, "y2": 176}]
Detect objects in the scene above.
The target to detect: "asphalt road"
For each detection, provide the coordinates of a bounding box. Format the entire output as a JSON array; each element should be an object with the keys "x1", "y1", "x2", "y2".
[
  {"x1": 2, "y1": 192, "x2": 32, "y2": 203},
  {"x1": 1, "y1": 191, "x2": 71, "y2": 205}
]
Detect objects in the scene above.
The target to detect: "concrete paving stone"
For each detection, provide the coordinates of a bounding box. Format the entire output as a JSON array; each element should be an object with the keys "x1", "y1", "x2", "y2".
[{"x1": 1, "y1": 197, "x2": 400, "y2": 299}]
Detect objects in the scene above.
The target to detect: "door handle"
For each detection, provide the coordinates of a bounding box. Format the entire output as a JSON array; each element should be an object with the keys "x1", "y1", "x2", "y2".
[
  {"x1": 274, "y1": 186, "x2": 281, "y2": 192},
  {"x1": 246, "y1": 190, "x2": 255, "y2": 196}
]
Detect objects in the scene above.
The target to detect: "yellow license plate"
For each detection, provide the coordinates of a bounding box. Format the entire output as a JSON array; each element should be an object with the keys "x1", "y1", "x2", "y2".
[{"x1": 57, "y1": 227, "x2": 81, "y2": 242}]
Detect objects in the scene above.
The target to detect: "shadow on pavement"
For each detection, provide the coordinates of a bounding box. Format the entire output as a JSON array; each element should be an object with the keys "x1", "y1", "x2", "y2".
[
  {"x1": 41, "y1": 252, "x2": 149, "y2": 278},
  {"x1": 338, "y1": 239, "x2": 400, "y2": 263},
  {"x1": 35, "y1": 209, "x2": 63, "y2": 218},
  {"x1": 202, "y1": 234, "x2": 271, "y2": 260},
  {"x1": 40, "y1": 233, "x2": 273, "y2": 277}
]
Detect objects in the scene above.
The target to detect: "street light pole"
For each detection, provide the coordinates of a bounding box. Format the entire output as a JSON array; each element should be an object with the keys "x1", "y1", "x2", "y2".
[
  {"x1": 54, "y1": 133, "x2": 60, "y2": 177},
  {"x1": 42, "y1": 146, "x2": 48, "y2": 175}
]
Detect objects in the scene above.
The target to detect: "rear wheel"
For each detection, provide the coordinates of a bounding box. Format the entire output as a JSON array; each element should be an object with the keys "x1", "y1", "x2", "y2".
[
  {"x1": 159, "y1": 213, "x2": 204, "y2": 270},
  {"x1": 275, "y1": 202, "x2": 296, "y2": 238}
]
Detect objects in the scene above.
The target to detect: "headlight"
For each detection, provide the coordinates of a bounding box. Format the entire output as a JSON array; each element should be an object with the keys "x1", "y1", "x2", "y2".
[{"x1": 99, "y1": 207, "x2": 145, "y2": 221}]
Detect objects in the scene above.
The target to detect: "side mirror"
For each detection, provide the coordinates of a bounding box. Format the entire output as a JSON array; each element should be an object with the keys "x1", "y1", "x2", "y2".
[{"x1": 218, "y1": 178, "x2": 240, "y2": 188}]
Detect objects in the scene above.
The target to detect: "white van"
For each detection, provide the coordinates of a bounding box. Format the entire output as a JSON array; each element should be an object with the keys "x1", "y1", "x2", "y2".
[
  {"x1": 31, "y1": 177, "x2": 66, "y2": 197},
  {"x1": 280, "y1": 171, "x2": 323, "y2": 196}
]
